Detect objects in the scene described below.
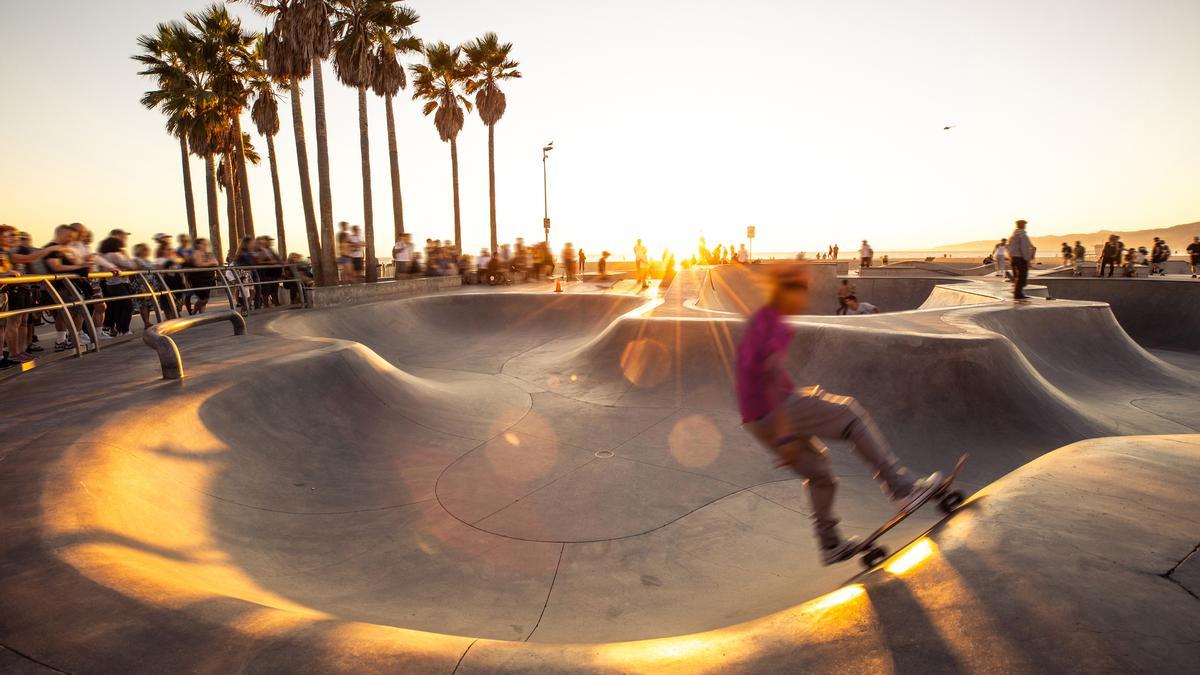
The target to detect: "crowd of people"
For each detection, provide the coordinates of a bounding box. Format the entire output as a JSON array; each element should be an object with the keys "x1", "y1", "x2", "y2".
[
  {"x1": 389, "y1": 233, "x2": 623, "y2": 287},
  {"x1": 988, "y1": 228, "x2": 1198, "y2": 283},
  {"x1": 0, "y1": 222, "x2": 310, "y2": 370}
]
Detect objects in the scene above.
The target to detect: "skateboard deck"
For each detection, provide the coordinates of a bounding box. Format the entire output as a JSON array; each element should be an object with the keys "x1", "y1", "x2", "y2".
[{"x1": 843, "y1": 453, "x2": 969, "y2": 569}]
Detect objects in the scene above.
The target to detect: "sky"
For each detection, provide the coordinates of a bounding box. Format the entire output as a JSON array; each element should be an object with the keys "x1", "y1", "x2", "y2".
[{"x1": 2, "y1": 0, "x2": 1200, "y2": 258}]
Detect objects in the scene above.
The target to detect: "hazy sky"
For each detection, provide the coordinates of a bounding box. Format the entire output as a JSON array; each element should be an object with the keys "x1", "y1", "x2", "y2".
[{"x1": 2, "y1": 0, "x2": 1199, "y2": 256}]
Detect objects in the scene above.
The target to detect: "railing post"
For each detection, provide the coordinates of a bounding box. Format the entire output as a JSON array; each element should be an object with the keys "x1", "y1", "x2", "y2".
[
  {"x1": 40, "y1": 278, "x2": 84, "y2": 358},
  {"x1": 61, "y1": 278, "x2": 99, "y2": 353}
]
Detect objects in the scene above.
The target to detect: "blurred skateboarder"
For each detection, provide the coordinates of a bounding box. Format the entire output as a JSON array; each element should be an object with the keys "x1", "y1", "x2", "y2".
[{"x1": 737, "y1": 264, "x2": 942, "y2": 564}]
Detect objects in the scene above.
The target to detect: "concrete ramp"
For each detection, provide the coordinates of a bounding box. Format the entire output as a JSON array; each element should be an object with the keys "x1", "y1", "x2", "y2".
[{"x1": 1, "y1": 280, "x2": 1198, "y2": 672}]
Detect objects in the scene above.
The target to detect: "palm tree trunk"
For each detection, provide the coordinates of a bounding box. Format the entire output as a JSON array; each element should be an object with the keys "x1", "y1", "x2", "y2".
[
  {"x1": 450, "y1": 136, "x2": 462, "y2": 249},
  {"x1": 289, "y1": 78, "x2": 323, "y2": 282},
  {"x1": 180, "y1": 135, "x2": 197, "y2": 240},
  {"x1": 487, "y1": 122, "x2": 497, "y2": 253},
  {"x1": 224, "y1": 157, "x2": 240, "y2": 260},
  {"x1": 385, "y1": 93, "x2": 404, "y2": 240},
  {"x1": 233, "y1": 116, "x2": 255, "y2": 237},
  {"x1": 358, "y1": 85, "x2": 377, "y2": 283},
  {"x1": 312, "y1": 56, "x2": 337, "y2": 286},
  {"x1": 204, "y1": 154, "x2": 222, "y2": 256},
  {"x1": 266, "y1": 134, "x2": 286, "y2": 258}
]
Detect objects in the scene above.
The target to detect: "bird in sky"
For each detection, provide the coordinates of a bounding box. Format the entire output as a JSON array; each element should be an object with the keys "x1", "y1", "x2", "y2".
[{"x1": 943, "y1": 125, "x2": 956, "y2": 131}]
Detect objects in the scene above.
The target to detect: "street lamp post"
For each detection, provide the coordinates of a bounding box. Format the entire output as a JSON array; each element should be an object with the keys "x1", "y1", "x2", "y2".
[{"x1": 542, "y1": 141, "x2": 554, "y2": 244}]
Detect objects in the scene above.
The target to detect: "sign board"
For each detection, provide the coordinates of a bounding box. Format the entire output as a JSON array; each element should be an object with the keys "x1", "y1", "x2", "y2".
[
  {"x1": 746, "y1": 226, "x2": 756, "y2": 239},
  {"x1": 544, "y1": 218, "x2": 551, "y2": 229}
]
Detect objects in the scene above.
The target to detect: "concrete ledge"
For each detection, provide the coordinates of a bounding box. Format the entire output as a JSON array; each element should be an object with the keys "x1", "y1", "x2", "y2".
[{"x1": 311, "y1": 276, "x2": 462, "y2": 307}]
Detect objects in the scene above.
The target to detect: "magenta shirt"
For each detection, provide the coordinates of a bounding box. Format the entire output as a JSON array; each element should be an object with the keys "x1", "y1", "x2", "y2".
[{"x1": 736, "y1": 306, "x2": 796, "y2": 422}]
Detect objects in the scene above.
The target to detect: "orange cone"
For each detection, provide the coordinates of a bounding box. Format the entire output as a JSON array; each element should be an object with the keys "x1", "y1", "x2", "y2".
[{"x1": 554, "y1": 277, "x2": 563, "y2": 293}]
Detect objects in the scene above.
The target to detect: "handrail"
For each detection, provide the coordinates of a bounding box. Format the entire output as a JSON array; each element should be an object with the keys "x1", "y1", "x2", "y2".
[{"x1": 143, "y1": 310, "x2": 247, "y2": 380}]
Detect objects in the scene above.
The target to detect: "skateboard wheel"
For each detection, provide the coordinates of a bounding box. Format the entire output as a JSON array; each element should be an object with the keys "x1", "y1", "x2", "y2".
[
  {"x1": 938, "y1": 491, "x2": 965, "y2": 513},
  {"x1": 862, "y1": 547, "x2": 888, "y2": 570}
]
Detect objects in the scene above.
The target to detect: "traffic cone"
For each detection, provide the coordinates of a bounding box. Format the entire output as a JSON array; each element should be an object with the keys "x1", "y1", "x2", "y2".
[{"x1": 554, "y1": 277, "x2": 563, "y2": 293}]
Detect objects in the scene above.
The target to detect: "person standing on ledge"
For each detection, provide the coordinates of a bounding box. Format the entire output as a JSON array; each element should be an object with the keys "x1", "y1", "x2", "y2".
[
  {"x1": 859, "y1": 240, "x2": 873, "y2": 269},
  {"x1": 634, "y1": 238, "x2": 649, "y2": 289},
  {"x1": 1008, "y1": 220, "x2": 1034, "y2": 300},
  {"x1": 737, "y1": 263, "x2": 942, "y2": 565},
  {"x1": 1187, "y1": 236, "x2": 1200, "y2": 279}
]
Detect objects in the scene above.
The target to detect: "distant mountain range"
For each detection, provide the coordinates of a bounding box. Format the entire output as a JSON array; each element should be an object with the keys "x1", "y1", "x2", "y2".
[{"x1": 933, "y1": 220, "x2": 1200, "y2": 252}]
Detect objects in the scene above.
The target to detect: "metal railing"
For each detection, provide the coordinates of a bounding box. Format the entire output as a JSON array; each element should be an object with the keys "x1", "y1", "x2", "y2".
[
  {"x1": 0, "y1": 263, "x2": 310, "y2": 361},
  {"x1": 143, "y1": 310, "x2": 247, "y2": 380}
]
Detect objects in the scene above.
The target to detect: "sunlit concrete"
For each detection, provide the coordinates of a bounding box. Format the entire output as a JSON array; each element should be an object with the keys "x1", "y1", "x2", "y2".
[{"x1": 1, "y1": 267, "x2": 1197, "y2": 671}]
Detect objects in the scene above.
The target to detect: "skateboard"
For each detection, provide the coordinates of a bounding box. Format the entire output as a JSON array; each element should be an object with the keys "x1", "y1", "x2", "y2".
[{"x1": 844, "y1": 453, "x2": 969, "y2": 570}]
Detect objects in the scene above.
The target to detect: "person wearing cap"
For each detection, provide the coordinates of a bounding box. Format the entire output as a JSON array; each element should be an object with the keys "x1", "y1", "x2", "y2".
[{"x1": 737, "y1": 263, "x2": 943, "y2": 565}]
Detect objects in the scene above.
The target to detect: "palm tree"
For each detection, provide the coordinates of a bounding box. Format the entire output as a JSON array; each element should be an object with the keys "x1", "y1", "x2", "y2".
[
  {"x1": 238, "y1": 0, "x2": 333, "y2": 284},
  {"x1": 331, "y1": 0, "x2": 391, "y2": 283},
  {"x1": 249, "y1": 40, "x2": 288, "y2": 257},
  {"x1": 411, "y1": 41, "x2": 471, "y2": 249},
  {"x1": 189, "y1": 5, "x2": 257, "y2": 241},
  {"x1": 464, "y1": 33, "x2": 521, "y2": 254},
  {"x1": 370, "y1": 3, "x2": 420, "y2": 243},
  {"x1": 134, "y1": 22, "x2": 200, "y2": 240}
]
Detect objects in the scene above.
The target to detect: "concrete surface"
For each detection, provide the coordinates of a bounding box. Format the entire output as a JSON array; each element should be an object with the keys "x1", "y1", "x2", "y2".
[{"x1": 1, "y1": 266, "x2": 1197, "y2": 672}]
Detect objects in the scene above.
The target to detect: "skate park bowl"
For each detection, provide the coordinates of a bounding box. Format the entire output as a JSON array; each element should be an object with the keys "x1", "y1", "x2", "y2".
[{"x1": 1, "y1": 268, "x2": 1199, "y2": 672}]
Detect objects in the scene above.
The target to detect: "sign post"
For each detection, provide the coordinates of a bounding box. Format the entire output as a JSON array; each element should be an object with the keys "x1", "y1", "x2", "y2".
[{"x1": 746, "y1": 225, "x2": 756, "y2": 260}]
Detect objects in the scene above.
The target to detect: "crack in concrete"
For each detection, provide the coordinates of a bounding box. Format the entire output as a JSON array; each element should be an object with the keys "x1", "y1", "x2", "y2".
[
  {"x1": 523, "y1": 544, "x2": 565, "y2": 642},
  {"x1": 0, "y1": 643, "x2": 69, "y2": 674}
]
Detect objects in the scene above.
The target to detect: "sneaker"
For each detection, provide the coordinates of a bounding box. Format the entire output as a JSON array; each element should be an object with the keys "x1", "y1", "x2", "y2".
[
  {"x1": 55, "y1": 340, "x2": 74, "y2": 352},
  {"x1": 892, "y1": 472, "x2": 944, "y2": 514},
  {"x1": 97, "y1": 331, "x2": 114, "y2": 341},
  {"x1": 820, "y1": 536, "x2": 862, "y2": 566},
  {"x1": 27, "y1": 343, "x2": 43, "y2": 353},
  {"x1": 0, "y1": 358, "x2": 16, "y2": 370}
]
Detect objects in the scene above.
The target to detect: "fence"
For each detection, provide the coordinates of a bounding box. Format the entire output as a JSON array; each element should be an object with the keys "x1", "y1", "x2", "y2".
[{"x1": 0, "y1": 263, "x2": 310, "y2": 361}]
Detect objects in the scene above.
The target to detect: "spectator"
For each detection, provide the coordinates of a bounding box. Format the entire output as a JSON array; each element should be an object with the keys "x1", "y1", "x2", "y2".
[
  {"x1": 234, "y1": 236, "x2": 259, "y2": 310},
  {"x1": 348, "y1": 224, "x2": 366, "y2": 282},
  {"x1": 859, "y1": 240, "x2": 873, "y2": 269},
  {"x1": 187, "y1": 238, "x2": 219, "y2": 314},
  {"x1": 1060, "y1": 242, "x2": 1072, "y2": 267},
  {"x1": 0, "y1": 224, "x2": 30, "y2": 367},
  {"x1": 1072, "y1": 240, "x2": 1087, "y2": 277},
  {"x1": 154, "y1": 233, "x2": 186, "y2": 317},
  {"x1": 1008, "y1": 220, "x2": 1034, "y2": 301},
  {"x1": 97, "y1": 229, "x2": 137, "y2": 337},
  {"x1": 1188, "y1": 236, "x2": 1200, "y2": 279},
  {"x1": 337, "y1": 222, "x2": 354, "y2": 283},
  {"x1": 256, "y1": 236, "x2": 283, "y2": 308},
  {"x1": 578, "y1": 248, "x2": 587, "y2": 277},
  {"x1": 282, "y1": 253, "x2": 315, "y2": 305},
  {"x1": 598, "y1": 250, "x2": 610, "y2": 279},
  {"x1": 738, "y1": 244, "x2": 749, "y2": 264},
  {"x1": 992, "y1": 238, "x2": 1010, "y2": 280},
  {"x1": 43, "y1": 224, "x2": 94, "y2": 350},
  {"x1": 176, "y1": 233, "x2": 196, "y2": 315},
  {"x1": 1098, "y1": 234, "x2": 1121, "y2": 278},
  {"x1": 562, "y1": 242, "x2": 577, "y2": 281},
  {"x1": 130, "y1": 243, "x2": 163, "y2": 328},
  {"x1": 634, "y1": 238, "x2": 649, "y2": 290},
  {"x1": 392, "y1": 233, "x2": 412, "y2": 279}
]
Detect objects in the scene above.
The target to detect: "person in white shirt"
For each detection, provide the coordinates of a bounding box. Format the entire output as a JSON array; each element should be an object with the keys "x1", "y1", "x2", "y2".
[
  {"x1": 1008, "y1": 220, "x2": 1035, "y2": 300},
  {"x1": 634, "y1": 239, "x2": 649, "y2": 289},
  {"x1": 859, "y1": 240, "x2": 874, "y2": 269},
  {"x1": 845, "y1": 296, "x2": 879, "y2": 314},
  {"x1": 347, "y1": 225, "x2": 366, "y2": 282},
  {"x1": 992, "y1": 238, "x2": 1010, "y2": 280},
  {"x1": 392, "y1": 234, "x2": 412, "y2": 278},
  {"x1": 737, "y1": 244, "x2": 749, "y2": 264}
]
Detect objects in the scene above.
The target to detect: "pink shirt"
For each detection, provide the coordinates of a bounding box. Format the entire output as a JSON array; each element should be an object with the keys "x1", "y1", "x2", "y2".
[{"x1": 736, "y1": 306, "x2": 796, "y2": 422}]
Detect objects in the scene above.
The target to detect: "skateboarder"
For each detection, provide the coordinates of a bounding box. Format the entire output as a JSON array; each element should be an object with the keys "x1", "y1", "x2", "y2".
[{"x1": 737, "y1": 263, "x2": 942, "y2": 564}]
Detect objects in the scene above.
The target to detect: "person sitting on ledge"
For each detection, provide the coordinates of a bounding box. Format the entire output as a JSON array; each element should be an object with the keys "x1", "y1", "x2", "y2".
[{"x1": 737, "y1": 263, "x2": 942, "y2": 565}]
